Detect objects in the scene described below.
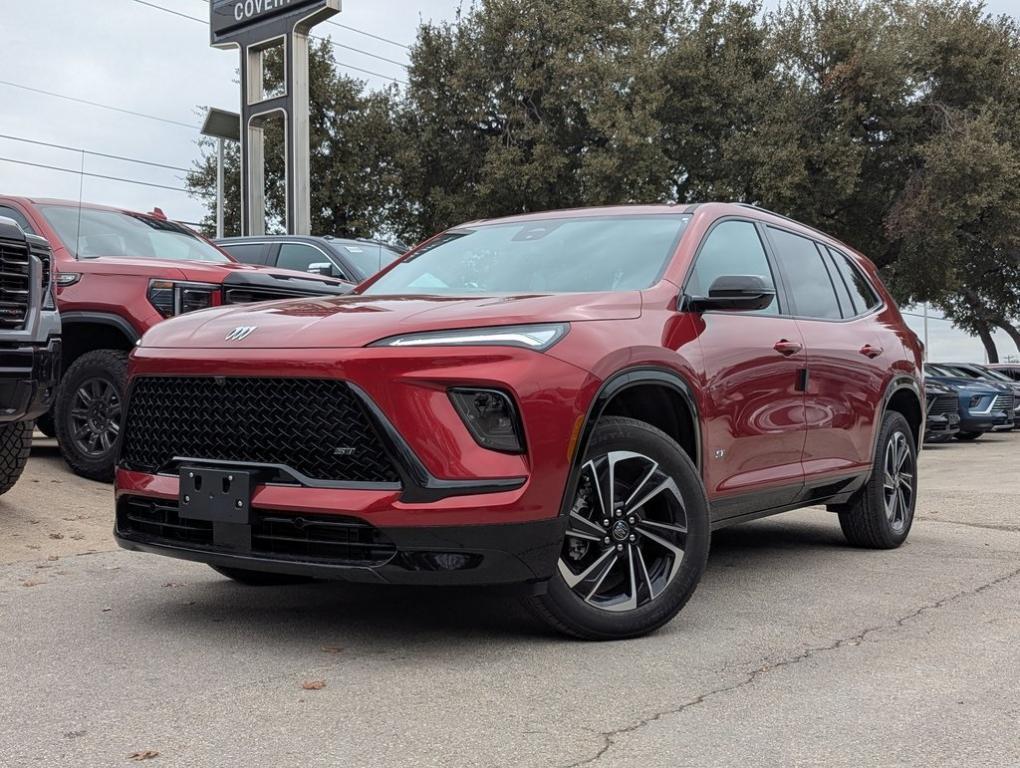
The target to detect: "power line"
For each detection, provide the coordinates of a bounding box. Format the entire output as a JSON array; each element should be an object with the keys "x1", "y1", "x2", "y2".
[
  {"x1": 323, "y1": 20, "x2": 411, "y2": 51},
  {"x1": 324, "y1": 39, "x2": 408, "y2": 69},
  {"x1": 132, "y1": 0, "x2": 408, "y2": 84},
  {"x1": 0, "y1": 79, "x2": 198, "y2": 130},
  {"x1": 0, "y1": 156, "x2": 201, "y2": 195},
  {"x1": 0, "y1": 133, "x2": 192, "y2": 173}
]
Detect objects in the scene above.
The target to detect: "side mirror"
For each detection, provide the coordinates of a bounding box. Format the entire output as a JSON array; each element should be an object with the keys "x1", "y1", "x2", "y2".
[
  {"x1": 687, "y1": 275, "x2": 775, "y2": 312},
  {"x1": 308, "y1": 262, "x2": 334, "y2": 277}
]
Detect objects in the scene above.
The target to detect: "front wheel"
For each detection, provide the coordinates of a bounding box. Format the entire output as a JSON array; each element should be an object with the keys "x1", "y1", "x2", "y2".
[
  {"x1": 526, "y1": 416, "x2": 710, "y2": 640},
  {"x1": 0, "y1": 421, "x2": 33, "y2": 495},
  {"x1": 836, "y1": 411, "x2": 917, "y2": 549},
  {"x1": 54, "y1": 349, "x2": 129, "y2": 482}
]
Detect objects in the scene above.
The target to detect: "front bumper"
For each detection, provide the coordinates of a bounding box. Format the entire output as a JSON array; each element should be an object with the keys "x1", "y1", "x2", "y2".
[
  {"x1": 0, "y1": 337, "x2": 60, "y2": 422},
  {"x1": 959, "y1": 412, "x2": 1014, "y2": 433},
  {"x1": 115, "y1": 493, "x2": 565, "y2": 587},
  {"x1": 924, "y1": 413, "x2": 960, "y2": 442}
]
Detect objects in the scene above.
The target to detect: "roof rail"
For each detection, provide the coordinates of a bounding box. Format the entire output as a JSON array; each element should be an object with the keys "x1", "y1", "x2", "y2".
[{"x1": 733, "y1": 203, "x2": 839, "y2": 245}]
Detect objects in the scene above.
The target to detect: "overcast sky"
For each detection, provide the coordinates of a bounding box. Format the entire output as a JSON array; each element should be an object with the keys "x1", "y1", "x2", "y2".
[{"x1": 2, "y1": 0, "x2": 1018, "y2": 362}]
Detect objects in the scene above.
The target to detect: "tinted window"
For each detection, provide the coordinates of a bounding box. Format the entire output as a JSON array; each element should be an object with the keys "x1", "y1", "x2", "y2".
[
  {"x1": 828, "y1": 248, "x2": 880, "y2": 313},
  {"x1": 768, "y1": 227, "x2": 841, "y2": 320},
  {"x1": 340, "y1": 243, "x2": 401, "y2": 281},
  {"x1": 822, "y1": 248, "x2": 854, "y2": 317},
  {"x1": 363, "y1": 215, "x2": 690, "y2": 295},
  {"x1": 220, "y1": 243, "x2": 266, "y2": 265},
  {"x1": 687, "y1": 220, "x2": 778, "y2": 315},
  {"x1": 0, "y1": 205, "x2": 35, "y2": 234},
  {"x1": 278, "y1": 243, "x2": 334, "y2": 274}
]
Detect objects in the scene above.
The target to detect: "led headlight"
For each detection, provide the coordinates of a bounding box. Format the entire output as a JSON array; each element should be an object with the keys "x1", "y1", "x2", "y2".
[
  {"x1": 147, "y1": 280, "x2": 220, "y2": 318},
  {"x1": 370, "y1": 323, "x2": 569, "y2": 350}
]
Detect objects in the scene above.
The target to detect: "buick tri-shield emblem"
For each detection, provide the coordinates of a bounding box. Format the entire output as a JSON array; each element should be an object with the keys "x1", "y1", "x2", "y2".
[{"x1": 225, "y1": 326, "x2": 257, "y2": 341}]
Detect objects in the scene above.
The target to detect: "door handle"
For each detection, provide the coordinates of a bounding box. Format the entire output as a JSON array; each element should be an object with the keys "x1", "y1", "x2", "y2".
[
  {"x1": 773, "y1": 339, "x2": 802, "y2": 356},
  {"x1": 859, "y1": 344, "x2": 883, "y2": 359}
]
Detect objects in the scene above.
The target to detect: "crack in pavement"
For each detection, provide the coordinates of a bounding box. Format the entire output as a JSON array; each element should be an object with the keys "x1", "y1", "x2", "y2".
[
  {"x1": 561, "y1": 564, "x2": 1020, "y2": 768},
  {"x1": 915, "y1": 516, "x2": 1020, "y2": 533}
]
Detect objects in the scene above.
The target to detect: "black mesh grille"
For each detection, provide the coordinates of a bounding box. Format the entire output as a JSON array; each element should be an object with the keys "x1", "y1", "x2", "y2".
[
  {"x1": 117, "y1": 497, "x2": 396, "y2": 566},
  {"x1": 0, "y1": 240, "x2": 31, "y2": 328},
  {"x1": 29, "y1": 241, "x2": 52, "y2": 296},
  {"x1": 122, "y1": 377, "x2": 400, "y2": 483},
  {"x1": 927, "y1": 394, "x2": 959, "y2": 416}
]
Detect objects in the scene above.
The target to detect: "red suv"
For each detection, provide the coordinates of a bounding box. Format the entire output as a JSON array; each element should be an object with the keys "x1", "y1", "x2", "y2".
[
  {"x1": 0, "y1": 196, "x2": 346, "y2": 481},
  {"x1": 115, "y1": 203, "x2": 924, "y2": 639}
]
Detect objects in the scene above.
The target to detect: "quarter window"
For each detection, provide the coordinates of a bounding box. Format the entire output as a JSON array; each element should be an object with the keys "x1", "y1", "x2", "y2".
[
  {"x1": 828, "y1": 247, "x2": 881, "y2": 313},
  {"x1": 767, "y1": 227, "x2": 841, "y2": 320},
  {"x1": 687, "y1": 220, "x2": 778, "y2": 315}
]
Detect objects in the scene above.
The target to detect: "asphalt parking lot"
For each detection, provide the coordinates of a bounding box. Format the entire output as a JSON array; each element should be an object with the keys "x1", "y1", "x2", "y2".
[{"x1": 1, "y1": 434, "x2": 1017, "y2": 768}]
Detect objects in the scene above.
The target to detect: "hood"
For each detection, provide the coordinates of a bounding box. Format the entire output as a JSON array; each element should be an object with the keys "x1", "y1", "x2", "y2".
[
  {"x1": 70, "y1": 256, "x2": 342, "y2": 288},
  {"x1": 925, "y1": 374, "x2": 1009, "y2": 394},
  {"x1": 140, "y1": 291, "x2": 641, "y2": 349}
]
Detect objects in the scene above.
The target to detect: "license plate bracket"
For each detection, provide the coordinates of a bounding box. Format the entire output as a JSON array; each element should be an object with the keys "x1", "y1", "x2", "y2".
[{"x1": 179, "y1": 466, "x2": 251, "y2": 524}]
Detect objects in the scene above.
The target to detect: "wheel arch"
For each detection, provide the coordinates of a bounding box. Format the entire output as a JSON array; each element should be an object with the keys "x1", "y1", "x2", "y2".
[
  {"x1": 59, "y1": 312, "x2": 139, "y2": 374},
  {"x1": 559, "y1": 366, "x2": 702, "y2": 517},
  {"x1": 877, "y1": 376, "x2": 924, "y2": 454}
]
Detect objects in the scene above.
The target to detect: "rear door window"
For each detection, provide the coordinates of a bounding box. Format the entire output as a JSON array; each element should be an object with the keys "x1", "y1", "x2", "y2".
[
  {"x1": 220, "y1": 243, "x2": 267, "y2": 265},
  {"x1": 767, "y1": 227, "x2": 842, "y2": 320}
]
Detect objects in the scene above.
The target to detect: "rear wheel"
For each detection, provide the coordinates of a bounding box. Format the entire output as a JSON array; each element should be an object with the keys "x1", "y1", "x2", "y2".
[
  {"x1": 837, "y1": 411, "x2": 917, "y2": 549},
  {"x1": 955, "y1": 431, "x2": 983, "y2": 442},
  {"x1": 526, "y1": 416, "x2": 710, "y2": 640},
  {"x1": 0, "y1": 421, "x2": 33, "y2": 496},
  {"x1": 209, "y1": 565, "x2": 315, "y2": 586},
  {"x1": 54, "y1": 349, "x2": 128, "y2": 482}
]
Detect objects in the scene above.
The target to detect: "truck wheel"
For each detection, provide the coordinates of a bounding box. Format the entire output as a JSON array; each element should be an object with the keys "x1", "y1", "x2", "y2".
[
  {"x1": 54, "y1": 350, "x2": 129, "y2": 482},
  {"x1": 35, "y1": 411, "x2": 56, "y2": 438},
  {"x1": 525, "y1": 416, "x2": 710, "y2": 640},
  {"x1": 209, "y1": 565, "x2": 315, "y2": 586},
  {"x1": 0, "y1": 421, "x2": 33, "y2": 496},
  {"x1": 955, "y1": 431, "x2": 983, "y2": 442},
  {"x1": 836, "y1": 411, "x2": 917, "y2": 549}
]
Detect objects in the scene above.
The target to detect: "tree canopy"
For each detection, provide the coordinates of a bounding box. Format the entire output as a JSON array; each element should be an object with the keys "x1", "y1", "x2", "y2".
[{"x1": 186, "y1": 0, "x2": 1020, "y2": 360}]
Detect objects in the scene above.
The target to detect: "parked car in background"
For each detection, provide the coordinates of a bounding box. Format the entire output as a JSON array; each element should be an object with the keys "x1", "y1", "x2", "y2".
[
  {"x1": 935, "y1": 362, "x2": 1020, "y2": 426},
  {"x1": 923, "y1": 379, "x2": 960, "y2": 444},
  {"x1": 924, "y1": 363, "x2": 1015, "y2": 440},
  {"x1": 216, "y1": 235, "x2": 405, "y2": 286},
  {"x1": 987, "y1": 363, "x2": 1020, "y2": 381},
  {"x1": 117, "y1": 203, "x2": 924, "y2": 640},
  {"x1": 0, "y1": 218, "x2": 60, "y2": 495},
  {"x1": 0, "y1": 196, "x2": 349, "y2": 482}
]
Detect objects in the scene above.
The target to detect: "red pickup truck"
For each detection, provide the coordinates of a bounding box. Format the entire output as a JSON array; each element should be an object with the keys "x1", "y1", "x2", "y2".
[{"x1": 0, "y1": 196, "x2": 347, "y2": 481}]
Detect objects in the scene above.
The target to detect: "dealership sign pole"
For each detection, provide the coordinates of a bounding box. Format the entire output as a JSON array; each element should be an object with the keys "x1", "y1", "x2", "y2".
[{"x1": 210, "y1": 0, "x2": 340, "y2": 236}]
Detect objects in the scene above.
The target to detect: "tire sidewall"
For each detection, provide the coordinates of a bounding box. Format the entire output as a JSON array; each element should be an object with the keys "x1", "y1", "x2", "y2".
[
  {"x1": 542, "y1": 417, "x2": 710, "y2": 639},
  {"x1": 867, "y1": 412, "x2": 918, "y2": 545}
]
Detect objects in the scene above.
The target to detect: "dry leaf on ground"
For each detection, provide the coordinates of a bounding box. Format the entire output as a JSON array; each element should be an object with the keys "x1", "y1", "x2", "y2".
[{"x1": 301, "y1": 680, "x2": 326, "y2": 690}]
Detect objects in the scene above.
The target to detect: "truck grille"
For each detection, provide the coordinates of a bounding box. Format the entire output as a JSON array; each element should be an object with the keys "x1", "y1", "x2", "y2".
[
  {"x1": 0, "y1": 239, "x2": 31, "y2": 328},
  {"x1": 118, "y1": 496, "x2": 397, "y2": 566},
  {"x1": 122, "y1": 377, "x2": 401, "y2": 483},
  {"x1": 926, "y1": 394, "x2": 959, "y2": 417}
]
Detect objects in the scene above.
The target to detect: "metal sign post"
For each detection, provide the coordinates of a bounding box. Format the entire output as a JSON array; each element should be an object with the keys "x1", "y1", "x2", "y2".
[{"x1": 210, "y1": 0, "x2": 340, "y2": 236}]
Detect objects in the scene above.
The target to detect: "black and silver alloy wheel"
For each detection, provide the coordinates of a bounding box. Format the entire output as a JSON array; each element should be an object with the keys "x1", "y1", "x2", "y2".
[
  {"x1": 527, "y1": 416, "x2": 710, "y2": 640},
  {"x1": 560, "y1": 451, "x2": 687, "y2": 613},
  {"x1": 69, "y1": 377, "x2": 121, "y2": 457},
  {"x1": 836, "y1": 410, "x2": 917, "y2": 549},
  {"x1": 881, "y1": 431, "x2": 913, "y2": 533}
]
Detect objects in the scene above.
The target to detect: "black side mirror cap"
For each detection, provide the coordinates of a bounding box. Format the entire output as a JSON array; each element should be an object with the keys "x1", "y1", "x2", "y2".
[{"x1": 686, "y1": 275, "x2": 776, "y2": 312}]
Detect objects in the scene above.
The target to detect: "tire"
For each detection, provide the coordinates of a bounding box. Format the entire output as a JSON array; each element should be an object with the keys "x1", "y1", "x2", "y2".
[
  {"x1": 837, "y1": 411, "x2": 917, "y2": 549},
  {"x1": 209, "y1": 565, "x2": 315, "y2": 586},
  {"x1": 35, "y1": 411, "x2": 56, "y2": 438},
  {"x1": 525, "y1": 416, "x2": 710, "y2": 640},
  {"x1": 0, "y1": 421, "x2": 33, "y2": 496},
  {"x1": 955, "y1": 431, "x2": 983, "y2": 442},
  {"x1": 54, "y1": 349, "x2": 129, "y2": 482}
]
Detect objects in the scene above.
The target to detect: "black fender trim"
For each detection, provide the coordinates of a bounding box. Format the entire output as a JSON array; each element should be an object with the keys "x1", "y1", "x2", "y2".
[
  {"x1": 558, "y1": 366, "x2": 702, "y2": 517},
  {"x1": 872, "y1": 375, "x2": 924, "y2": 463},
  {"x1": 60, "y1": 312, "x2": 140, "y2": 343}
]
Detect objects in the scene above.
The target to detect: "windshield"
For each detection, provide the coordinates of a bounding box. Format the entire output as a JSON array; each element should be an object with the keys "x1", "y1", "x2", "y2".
[
  {"x1": 339, "y1": 242, "x2": 404, "y2": 280},
  {"x1": 39, "y1": 205, "x2": 230, "y2": 263},
  {"x1": 978, "y1": 367, "x2": 1013, "y2": 382},
  {"x1": 361, "y1": 215, "x2": 690, "y2": 295}
]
